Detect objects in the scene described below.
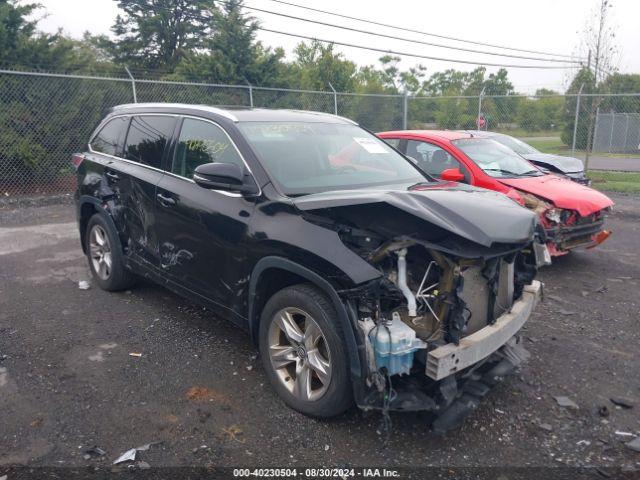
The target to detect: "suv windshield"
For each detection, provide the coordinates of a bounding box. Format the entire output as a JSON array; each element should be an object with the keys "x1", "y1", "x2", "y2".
[
  {"x1": 491, "y1": 134, "x2": 540, "y2": 156},
  {"x1": 453, "y1": 138, "x2": 543, "y2": 178},
  {"x1": 238, "y1": 122, "x2": 425, "y2": 195}
]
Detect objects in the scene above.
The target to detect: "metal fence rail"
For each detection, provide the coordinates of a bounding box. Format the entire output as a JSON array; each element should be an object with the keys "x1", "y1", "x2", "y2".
[{"x1": 1, "y1": 69, "x2": 639, "y2": 196}]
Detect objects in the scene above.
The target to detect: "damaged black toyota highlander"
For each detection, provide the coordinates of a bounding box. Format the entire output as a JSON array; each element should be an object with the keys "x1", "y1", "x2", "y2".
[{"x1": 74, "y1": 104, "x2": 542, "y2": 432}]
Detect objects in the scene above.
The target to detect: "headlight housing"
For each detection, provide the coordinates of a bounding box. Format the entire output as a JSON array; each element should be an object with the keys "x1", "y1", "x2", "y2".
[{"x1": 545, "y1": 208, "x2": 562, "y2": 224}]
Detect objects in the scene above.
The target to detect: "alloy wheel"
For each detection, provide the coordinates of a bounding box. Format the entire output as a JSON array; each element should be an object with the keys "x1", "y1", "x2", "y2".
[
  {"x1": 89, "y1": 224, "x2": 112, "y2": 280},
  {"x1": 267, "y1": 307, "x2": 332, "y2": 402}
]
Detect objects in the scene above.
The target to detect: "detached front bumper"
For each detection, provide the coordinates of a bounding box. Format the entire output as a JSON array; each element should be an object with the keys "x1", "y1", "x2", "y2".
[{"x1": 426, "y1": 281, "x2": 542, "y2": 381}]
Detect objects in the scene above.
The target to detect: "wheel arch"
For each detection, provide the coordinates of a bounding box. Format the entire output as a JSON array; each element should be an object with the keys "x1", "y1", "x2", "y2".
[
  {"x1": 248, "y1": 256, "x2": 362, "y2": 380},
  {"x1": 77, "y1": 196, "x2": 121, "y2": 255}
]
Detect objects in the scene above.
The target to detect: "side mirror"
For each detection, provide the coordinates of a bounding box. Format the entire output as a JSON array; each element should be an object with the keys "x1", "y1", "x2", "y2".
[
  {"x1": 440, "y1": 168, "x2": 465, "y2": 182},
  {"x1": 193, "y1": 162, "x2": 257, "y2": 194}
]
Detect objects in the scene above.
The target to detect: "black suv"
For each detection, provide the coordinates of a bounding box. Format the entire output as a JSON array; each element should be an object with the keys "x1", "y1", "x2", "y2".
[{"x1": 74, "y1": 104, "x2": 541, "y2": 430}]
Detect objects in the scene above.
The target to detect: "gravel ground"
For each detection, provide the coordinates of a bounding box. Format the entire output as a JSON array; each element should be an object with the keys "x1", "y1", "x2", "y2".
[{"x1": 0, "y1": 193, "x2": 639, "y2": 474}]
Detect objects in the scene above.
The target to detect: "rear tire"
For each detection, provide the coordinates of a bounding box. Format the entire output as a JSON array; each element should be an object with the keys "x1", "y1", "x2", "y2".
[
  {"x1": 85, "y1": 213, "x2": 135, "y2": 291},
  {"x1": 259, "y1": 283, "x2": 353, "y2": 417}
]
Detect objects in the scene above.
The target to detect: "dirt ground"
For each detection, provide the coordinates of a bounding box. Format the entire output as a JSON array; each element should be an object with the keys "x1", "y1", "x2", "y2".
[{"x1": 0, "y1": 194, "x2": 639, "y2": 476}]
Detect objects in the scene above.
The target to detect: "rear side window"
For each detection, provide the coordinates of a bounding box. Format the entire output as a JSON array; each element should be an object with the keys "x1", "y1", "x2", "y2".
[
  {"x1": 171, "y1": 118, "x2": 243, "y2": 178},
  {"x1": 383, "y1": 138, "x2": 401, "y2": 149},
  {"x1": 90, "y1": 117, "x2": 128, "y2": 156},
  {"x1": 124, "y1": 115, "x2": 176, "y2": 169}
]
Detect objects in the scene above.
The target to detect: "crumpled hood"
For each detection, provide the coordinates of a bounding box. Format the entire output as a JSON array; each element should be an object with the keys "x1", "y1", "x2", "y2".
[
  {"x1": 498, "y1": 175, "x2": 614, "y2": 216},
  {"x1": 292, "y1": 183, "x2": 537, "y2": 248},
  {"x1": 522, "y1": 153, "x2": 584, "y2": 174}
]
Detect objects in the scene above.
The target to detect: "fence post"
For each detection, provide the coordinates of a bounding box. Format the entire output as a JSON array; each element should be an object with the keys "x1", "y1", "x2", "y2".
[
  {"x1": 244, "y1": 79, "x2": 254, "y2": 108},
  {"x1": 623, "y1": 113, "x2": 630, "y2": 153},
  {"x1": 328, "y1": 82, "x2": 338, "y2": 115},
  {"x1": 592, "y1": 107, "x2": 600, "y2": 154},
  {"x1": 403, "y1": 92, "x2": 408, "y2": 130},
  {"x1": 124, "y1": 66, "x2": 137, "y2": 103},
  {"x1": 608, "y1": 112, "x2": 616, "y2": 153},
  {"x1": 477, "y1": 87, "x2": 485, "y2": 129},
  {"x1": 571, "y1": 83, "x2": 584, "y2": 155}
]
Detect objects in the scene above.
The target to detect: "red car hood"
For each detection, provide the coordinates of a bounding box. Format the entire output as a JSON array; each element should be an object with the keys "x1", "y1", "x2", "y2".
[{"x1": 498, "y1": 175, "x2": 614, "y2": 216}]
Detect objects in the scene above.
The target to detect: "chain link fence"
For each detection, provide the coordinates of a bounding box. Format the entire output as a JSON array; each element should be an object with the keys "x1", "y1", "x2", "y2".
[
  {"x1": 593, "y1": 112, "x2": 640, "y2": 153},
  {"x1": 1, "y1": 69, "x2": 639, "y2": 197}
]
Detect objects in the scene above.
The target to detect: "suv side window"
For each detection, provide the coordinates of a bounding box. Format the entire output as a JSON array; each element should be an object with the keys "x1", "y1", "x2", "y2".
[
  {"x1": 90, "y1": 117, "x2": 129, "y2": 156},
  {"x1": 406, "y1": 140, "x2": 470, "y2": 181},
  {"x1": 172, "y1": 118, "x2": 243, "y2": 178},
  {"x1": 124, "y1": 115, "x2": 176, "y2": 169}
]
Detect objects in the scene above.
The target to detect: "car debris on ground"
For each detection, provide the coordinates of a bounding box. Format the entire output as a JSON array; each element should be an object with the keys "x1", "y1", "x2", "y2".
[
  {"x1": 610, "y1": 397, "x2": 634, "y2": 409},
  {"x1": 625, "y1": 437, "x2": 640, "y2": 453},
  {"x1": 553, "y1": 396, "x2": 578, "y2": 409},
  {"x1": 84, "y1": 446, "x2": 106, "y2": 457},
  {"x1": 112, "y1": 442, "x2": 160, "y2": 464}
]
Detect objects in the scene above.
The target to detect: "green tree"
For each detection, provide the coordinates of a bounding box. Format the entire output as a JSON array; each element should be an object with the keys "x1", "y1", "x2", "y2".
[
  {"x1": 516, "y1": 91, "x2": 562, "y2": 132},
  {"x1": 599, "y1": 73, "x2": 640, "y2": 112},
  {"x1": 0, "y1": 0, "x2": 38, "y2": 66},
  {"x1": 108, "y1": 0, "x2": 211, "y2": 72},
  {"x1": 289, "y1": 40, "x2": 357, "y2": 92},
  {"x1": 175, "y1": 0, "x2": 286, "y2": 87}
]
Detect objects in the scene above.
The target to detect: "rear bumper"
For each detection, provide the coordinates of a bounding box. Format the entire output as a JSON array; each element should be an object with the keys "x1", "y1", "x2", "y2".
[{"x1": 426, "y1": 281, "x2": 542, "y2": 380}]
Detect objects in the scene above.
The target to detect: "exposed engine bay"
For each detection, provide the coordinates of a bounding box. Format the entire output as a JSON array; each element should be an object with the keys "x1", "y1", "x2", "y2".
[{"x1": 298, "y1": 196, "x2": 541, "y2": 432}]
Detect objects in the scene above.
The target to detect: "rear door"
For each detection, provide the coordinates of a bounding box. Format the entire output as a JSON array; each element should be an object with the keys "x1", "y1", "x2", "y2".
[
  {"x1": 118, "y1": 114, "x2": 177, "y2": 268},
  {"x1": 154, "y1": 116, "x2": 256, "y2": 319}
]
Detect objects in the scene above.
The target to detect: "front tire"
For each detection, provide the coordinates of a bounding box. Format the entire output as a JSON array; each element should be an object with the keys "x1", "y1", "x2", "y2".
[
  {"x1": 259, "y1": 284, "x2": 353, "y2": 417},
  {"x1": 85, "y1": 213, "x2": 135, "y2": 291}
]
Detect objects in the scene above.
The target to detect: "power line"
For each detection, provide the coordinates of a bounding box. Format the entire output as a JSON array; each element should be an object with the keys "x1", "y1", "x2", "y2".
[
  {"x1": 244, "y1": 4, "x2": 582, "y2": 64},
  {"x1": 107, "y1": 3, "x2": 580, "y2": 69},
  {"x1": 260, "y1": 0, "x2": 584, "y2": 61},
  {"x1": 258, "y1": 28, "x2": 579, "y2": 69}
]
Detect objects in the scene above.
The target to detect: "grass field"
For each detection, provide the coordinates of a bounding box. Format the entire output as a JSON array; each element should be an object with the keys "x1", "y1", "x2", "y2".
[
  {"x1": 523, "y1": 136, "x2": 635, "y2": 158},
  {"x1": 588, "y1": 170, "x2": 640, "y2": 194},
  {"x1": 525, "y1": 136, "x2": 568, "y2": 155}
]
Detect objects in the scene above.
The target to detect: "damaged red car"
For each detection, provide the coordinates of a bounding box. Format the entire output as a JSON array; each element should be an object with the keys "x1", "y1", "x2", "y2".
[{"x1": 377, "y1": 130, "x2": 615, "y2": 257}]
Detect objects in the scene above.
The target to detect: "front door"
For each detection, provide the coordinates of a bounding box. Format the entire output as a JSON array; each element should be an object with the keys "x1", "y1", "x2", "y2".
[
  {"x1": 405, "y1": 140, "x2": 472, "y2": 183},
  {"x1": 154, "y1": 117, "x2": 256, "y2": 319}
]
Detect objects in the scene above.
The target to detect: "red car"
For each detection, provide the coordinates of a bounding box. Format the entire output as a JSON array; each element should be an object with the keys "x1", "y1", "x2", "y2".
[{"x1": 377, "y1": 130, "x2": 614, "y2": 257}]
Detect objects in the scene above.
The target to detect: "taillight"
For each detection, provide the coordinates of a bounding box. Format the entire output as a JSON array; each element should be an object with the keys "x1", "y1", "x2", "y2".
[{"x1": 71, "y1": 153, "x2": 85, "y2": 169}]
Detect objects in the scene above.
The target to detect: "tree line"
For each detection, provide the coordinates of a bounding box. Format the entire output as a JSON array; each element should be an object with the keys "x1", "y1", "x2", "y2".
[{"x1": 2, "y1": 0, "x2": 640, "y2": 189}]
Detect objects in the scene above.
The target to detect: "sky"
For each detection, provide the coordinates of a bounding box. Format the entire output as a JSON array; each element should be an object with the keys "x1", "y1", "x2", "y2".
[{"x1": 33, "y1": 0, "x2": 640, "y2": 94}]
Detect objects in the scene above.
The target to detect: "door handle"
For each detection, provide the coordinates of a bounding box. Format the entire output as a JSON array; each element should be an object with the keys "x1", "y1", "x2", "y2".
[
  {"x1": 156, "y1": 193, "x2": 176, "y2": 207},
  {"x1": 105, "y1": 170, "x2": 120, "y2": 181}
]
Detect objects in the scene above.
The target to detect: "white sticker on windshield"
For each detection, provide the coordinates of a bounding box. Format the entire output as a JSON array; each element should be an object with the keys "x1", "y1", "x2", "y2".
[{"x1": 354, "y1": 137, "x2": 388, "y2": 154}]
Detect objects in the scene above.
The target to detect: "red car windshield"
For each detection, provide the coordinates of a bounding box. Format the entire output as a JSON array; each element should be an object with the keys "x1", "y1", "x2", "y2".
[{"x1": 453, "y1": 138, "x2": 543, "y2": 178}]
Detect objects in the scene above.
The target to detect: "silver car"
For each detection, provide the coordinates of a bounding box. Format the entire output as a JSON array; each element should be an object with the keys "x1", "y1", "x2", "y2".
[{"x1": 464, "y1": 131, "x2": 590, "y2": 185}]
